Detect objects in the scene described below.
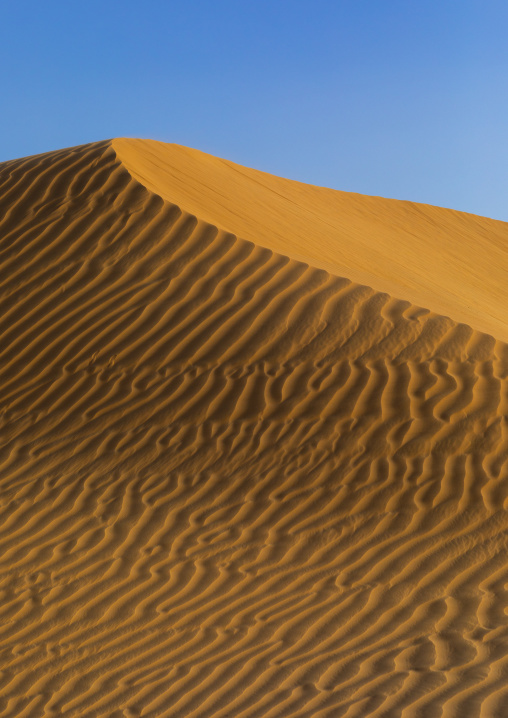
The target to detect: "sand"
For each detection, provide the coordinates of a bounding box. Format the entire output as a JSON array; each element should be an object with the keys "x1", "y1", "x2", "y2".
[{"x1": 1, "y1": 139, "x2": 508, "y2": 717}]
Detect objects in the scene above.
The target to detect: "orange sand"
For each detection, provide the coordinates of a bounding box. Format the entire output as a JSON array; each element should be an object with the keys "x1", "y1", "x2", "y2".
[
  {"x1": 1, "y1": 139, "x2": 508, "y2": 717},
  {"x1": 114, "y1": 138, "x2": 508, "y2": 342}
]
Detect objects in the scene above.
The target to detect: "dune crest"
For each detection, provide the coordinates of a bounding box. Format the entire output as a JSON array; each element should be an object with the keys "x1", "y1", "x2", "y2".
[
  {"x1": 1, "y1": 140, "x2": 508, "y2": 717},
  {"x1": 113, "y1": 137, "x2": 508, "y2": 343}
]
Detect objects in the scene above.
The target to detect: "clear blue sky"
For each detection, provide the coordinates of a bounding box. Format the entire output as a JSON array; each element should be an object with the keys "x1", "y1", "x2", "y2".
[{"x1": 1, "y1": 1, "x2": 507, "y2": 220}]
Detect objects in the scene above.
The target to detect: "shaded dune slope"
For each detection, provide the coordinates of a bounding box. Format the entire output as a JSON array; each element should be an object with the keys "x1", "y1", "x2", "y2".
[{"x1": 1, "y1": 141, "x2": 508, "y2": 717}]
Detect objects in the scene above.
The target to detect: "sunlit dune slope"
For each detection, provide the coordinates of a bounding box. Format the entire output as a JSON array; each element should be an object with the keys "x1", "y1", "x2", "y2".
[
  {"x1": 1, "y1": 140, "x2": 508, "y2": 717},
  {"x1": 114, "y1": 138, "x2": 508, "y2": 343}
]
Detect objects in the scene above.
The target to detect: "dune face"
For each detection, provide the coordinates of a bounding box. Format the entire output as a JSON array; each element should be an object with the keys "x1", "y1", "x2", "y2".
[{"x1": 1, "y1": 141, "x2": 508, "y2": 718}]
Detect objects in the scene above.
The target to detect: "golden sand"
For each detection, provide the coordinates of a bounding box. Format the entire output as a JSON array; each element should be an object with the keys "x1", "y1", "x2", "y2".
[
  {"x1": 115, "y1": 138, "x2": 508, "y2": 342},
  {"x1": 1, "y1": 139, "x2": 508, "y2": 717}
]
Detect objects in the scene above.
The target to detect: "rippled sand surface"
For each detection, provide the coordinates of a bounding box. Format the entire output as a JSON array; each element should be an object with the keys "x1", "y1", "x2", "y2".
[{"x1": 1, "y1": 140, "x2": 508, "y2": 717}]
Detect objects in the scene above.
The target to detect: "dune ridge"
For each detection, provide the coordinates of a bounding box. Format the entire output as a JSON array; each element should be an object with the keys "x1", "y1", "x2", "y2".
[
  {"x1": 113, "y1": 138, "x2": 508, "y2": 343},
  {"x1": 1, "y1": 140, "x2": 508, "y2": 717}
]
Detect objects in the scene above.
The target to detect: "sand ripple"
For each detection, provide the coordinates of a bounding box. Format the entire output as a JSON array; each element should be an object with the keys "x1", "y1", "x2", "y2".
[{"x1": 1, "y1": 141, "x2": 508, "y2": 717}]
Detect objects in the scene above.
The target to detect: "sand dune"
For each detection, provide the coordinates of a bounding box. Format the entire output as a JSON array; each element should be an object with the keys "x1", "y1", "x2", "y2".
[
  {"x1": 1, "y1": 140, "x2": 508, "y2": 717},
  {"x1": 114, "y1": 138, "x2": 508, "y2": 342}
]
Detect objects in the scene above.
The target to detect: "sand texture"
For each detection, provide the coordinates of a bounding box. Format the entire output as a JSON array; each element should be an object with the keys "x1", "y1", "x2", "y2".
[{"x1": 1, "y1": 140, "x2": 508, "y2": 717}]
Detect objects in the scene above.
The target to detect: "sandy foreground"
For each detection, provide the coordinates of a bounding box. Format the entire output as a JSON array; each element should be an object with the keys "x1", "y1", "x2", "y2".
[{"x1": 1, "y1": 139, "x2": 508, "y2": 717}]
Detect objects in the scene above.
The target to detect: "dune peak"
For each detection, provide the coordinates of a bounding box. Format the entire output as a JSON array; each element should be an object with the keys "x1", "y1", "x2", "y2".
[{"x1": 113, "y1": 137, "x2": 508, "y2": 343}]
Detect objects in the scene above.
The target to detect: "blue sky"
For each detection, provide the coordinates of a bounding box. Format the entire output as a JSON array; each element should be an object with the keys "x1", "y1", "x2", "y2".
[{"x1": 1, "y1": 1, "x2": 507, "y2": 220}]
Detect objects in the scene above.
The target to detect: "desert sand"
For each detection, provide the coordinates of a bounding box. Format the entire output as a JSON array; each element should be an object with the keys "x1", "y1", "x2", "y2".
[{"x1": 1, "y1": 139, "x2": 508, "y2": 717}]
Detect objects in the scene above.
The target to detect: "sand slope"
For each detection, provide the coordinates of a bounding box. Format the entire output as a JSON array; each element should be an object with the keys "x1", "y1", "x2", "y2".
[
  {"x1": 1, "y1": 140, "x2": 508, "y2": 717},
  {"x1": 114, "y1": 139, "x2": 508, "y2": 342}
]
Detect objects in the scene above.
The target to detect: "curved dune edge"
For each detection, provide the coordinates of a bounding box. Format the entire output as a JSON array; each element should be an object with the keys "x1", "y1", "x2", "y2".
[
  {"x1": 113, "y1": 137, "x2": 508, "y2": 344},
  {"x1": 1, "y1": 140, "x2": 508, "y2": 717}
]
